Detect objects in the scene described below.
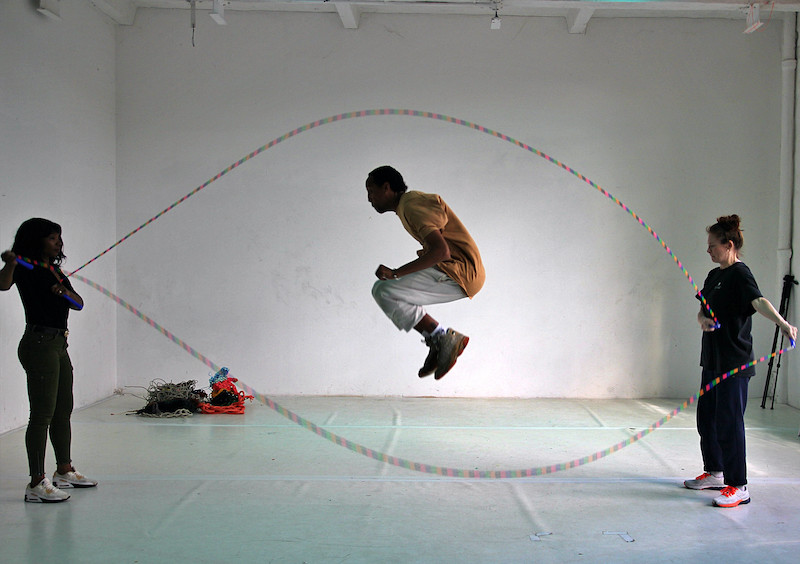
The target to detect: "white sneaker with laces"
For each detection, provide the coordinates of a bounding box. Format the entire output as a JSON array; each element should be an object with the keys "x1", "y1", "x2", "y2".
[
  {"x1": 713, "y1": 486, "x2": 750, "y2": 507},
  {"x1": 53, "y1": 468, "x2": 98, "y2": 489},
  {"x1": 684, "y1": 471, "x2": 724, "y2": 490},
  {"x1": 25, "y1": 477, "x2": 70, "y2": 503}
]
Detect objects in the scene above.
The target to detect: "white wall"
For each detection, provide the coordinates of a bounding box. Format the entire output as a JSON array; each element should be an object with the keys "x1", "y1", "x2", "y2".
[
  {"x1": 115, "y1": 10, "x2": 792, "y2": 401},
  {"x1": 0, "y1": 1, "x2": 117, "y2": 434},
  {"x1": 0, "y1": 4, "x2": 794, "y2": 434}
]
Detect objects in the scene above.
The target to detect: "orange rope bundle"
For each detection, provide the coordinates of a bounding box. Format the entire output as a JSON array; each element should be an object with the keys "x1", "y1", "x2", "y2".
[
  {"x1": 199, "y1": 397, "x2": 249, "y2": 415},
  {"x1": 200, "y1": 368, "x2": 253, "y2": 414}
]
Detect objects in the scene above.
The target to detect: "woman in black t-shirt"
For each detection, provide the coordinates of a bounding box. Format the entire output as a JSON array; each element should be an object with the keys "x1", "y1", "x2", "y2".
[
  {"x1": 684, "y1": 215, "x2": 796, "y2": 508},
  {"x1": 1, "y1": 218, "x2": 97, "y2": 503}
]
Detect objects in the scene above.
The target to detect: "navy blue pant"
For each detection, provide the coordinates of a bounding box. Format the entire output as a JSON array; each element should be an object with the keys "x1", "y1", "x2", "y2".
[{"x1": 696, "y1": 369, "x2": 749, "y2": 486}]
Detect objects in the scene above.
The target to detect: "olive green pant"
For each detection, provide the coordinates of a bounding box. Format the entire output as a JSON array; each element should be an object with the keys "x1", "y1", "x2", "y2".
[{"x1": 18, "y1": 330, "x2": 74, "y2": 478}]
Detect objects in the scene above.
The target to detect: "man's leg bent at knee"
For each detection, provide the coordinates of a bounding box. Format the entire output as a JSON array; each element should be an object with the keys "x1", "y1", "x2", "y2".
[{"x1": 371, "y1": 268, "x2": 469, "y2": 379}]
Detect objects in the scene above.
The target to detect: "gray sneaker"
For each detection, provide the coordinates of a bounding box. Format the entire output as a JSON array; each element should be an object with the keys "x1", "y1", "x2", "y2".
[
  {"x1": 418, "y1": 336, "x2": 439, "y2": 378},
  {"x1": 684, "y1": 472, "x2": 724, "y2": 490},
  {"x1": 25, "y1": 477, "x2": 70, "y2": 503},
  {"x1": 53, "y1": 468, "x2": 98, "y2": 489},
  {"x1": 434, "y1": 328, "x2": 469, "y2": 380}
]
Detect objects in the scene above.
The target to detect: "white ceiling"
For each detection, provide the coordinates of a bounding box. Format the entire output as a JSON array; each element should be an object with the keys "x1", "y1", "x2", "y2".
[{"x1": 89, "y1": 0, "x2": 800, "y2": 33}]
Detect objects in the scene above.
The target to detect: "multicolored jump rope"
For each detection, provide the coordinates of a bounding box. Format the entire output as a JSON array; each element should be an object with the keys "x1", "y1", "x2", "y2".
[{"x1": 24, "y1": 108, "x2": 797, "y2": 478}]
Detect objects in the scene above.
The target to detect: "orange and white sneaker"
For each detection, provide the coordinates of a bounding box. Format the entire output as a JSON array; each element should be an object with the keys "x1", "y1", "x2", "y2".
[
  {"x1": 713, "y1": 486, "x2": 750, "y2": 507},
  {"x1": 684, "y1": 472, "x2": 724, "y2": 490}
]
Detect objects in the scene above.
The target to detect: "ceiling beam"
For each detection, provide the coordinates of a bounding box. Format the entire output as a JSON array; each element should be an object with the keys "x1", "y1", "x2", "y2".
[
  {"x1": 566, "y1": 7, "x2": 593, "y2": 34},
  {"x1": 88, "y1": 1, "x2": 800, "y2": 27},
  {"x1": 335, "y1": 2, "x2": 361, "y2": 29}
]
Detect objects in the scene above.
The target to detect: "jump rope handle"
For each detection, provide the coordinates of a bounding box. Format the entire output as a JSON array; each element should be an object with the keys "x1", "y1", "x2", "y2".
[{"x1": 61, "y1": 294, "x2": 83, "y2": 310}]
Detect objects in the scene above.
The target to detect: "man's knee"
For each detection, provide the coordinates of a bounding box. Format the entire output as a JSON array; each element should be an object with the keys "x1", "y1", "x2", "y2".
[{"x1": 372, "y1": 279, "x2": 392, "y2": 304}]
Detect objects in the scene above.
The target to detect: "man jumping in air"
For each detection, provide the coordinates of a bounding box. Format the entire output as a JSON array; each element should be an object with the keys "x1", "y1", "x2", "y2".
[{"x1": 366, "y1": 165, "x2": 485, "y2": 380}]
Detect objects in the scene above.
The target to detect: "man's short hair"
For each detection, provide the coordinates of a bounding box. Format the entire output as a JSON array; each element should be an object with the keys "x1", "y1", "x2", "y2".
[{"x1": 368, "y1": 165, "x2": 408, "y2": 194}]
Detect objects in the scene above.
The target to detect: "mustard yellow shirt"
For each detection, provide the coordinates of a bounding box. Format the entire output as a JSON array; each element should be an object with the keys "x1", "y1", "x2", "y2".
[{"x1": 396, "y1": 191, "x2": 485, "y2": 298}]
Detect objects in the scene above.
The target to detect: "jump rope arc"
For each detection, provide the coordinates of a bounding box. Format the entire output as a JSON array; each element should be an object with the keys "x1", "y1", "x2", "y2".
[
  {"x1": 64, "y1": 108, "x2": 717, "y2": 322},
  {"x1": 53, "y1": 108, "x2": 793, "y2": 477},
  {"x1": 65, "y1": 273, "x2": 798, "y2": 478}
]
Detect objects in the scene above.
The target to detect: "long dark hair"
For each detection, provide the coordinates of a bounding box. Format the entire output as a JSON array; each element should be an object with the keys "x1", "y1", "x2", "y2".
[{"x1": 11, "y1": 218, "x2": 65, "y2": 265}]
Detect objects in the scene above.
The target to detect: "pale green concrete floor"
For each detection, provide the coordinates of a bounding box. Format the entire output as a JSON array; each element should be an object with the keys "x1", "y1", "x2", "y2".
[{"x1": 1, "y1": 394, "x2": 799, "y2": 563}]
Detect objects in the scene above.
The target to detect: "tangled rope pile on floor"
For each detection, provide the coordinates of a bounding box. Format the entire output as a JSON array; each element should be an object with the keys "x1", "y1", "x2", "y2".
[
  {"x1": 130, "y1": 368, "x2": 253, "y2": 417},
  {"x1": 133, "y1": 379, "x2": 206, "y2": 417}
]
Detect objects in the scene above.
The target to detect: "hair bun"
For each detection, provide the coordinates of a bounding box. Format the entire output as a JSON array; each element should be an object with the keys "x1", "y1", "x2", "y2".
[{"x1": 716, "y1": 214, "x2": 741, "y2": 230}]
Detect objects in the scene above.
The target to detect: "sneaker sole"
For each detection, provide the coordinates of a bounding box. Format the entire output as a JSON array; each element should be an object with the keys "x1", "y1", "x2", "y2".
[
  {"x1": 24, "y1": 494, "x2": 70, "y2": 503},
  {"x1": 53, "y1": 481, "x2": 96, "y2": 489},
  {"x1": 684, "y1": 483, "x2": 725, "y2": 490},
  {"x1": 714, "y1": 497, "x2": 750, "y2": 508},
  {"x1": 434, "y1": 336, "x2": 469, "y2": 380}
]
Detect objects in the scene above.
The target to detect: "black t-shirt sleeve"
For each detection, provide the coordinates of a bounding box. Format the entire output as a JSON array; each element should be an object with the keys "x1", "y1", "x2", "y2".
[{"x1": 735, "y1": 265, "x2": 762, "y2": 313}]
